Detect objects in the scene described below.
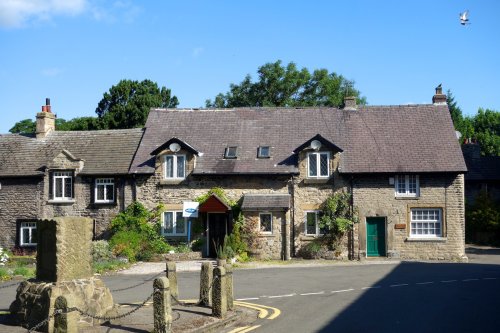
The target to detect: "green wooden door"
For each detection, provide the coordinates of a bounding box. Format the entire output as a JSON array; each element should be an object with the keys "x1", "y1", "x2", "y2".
[{"x1": 366, "y1": 217, "x2": 386, "y2": 257}]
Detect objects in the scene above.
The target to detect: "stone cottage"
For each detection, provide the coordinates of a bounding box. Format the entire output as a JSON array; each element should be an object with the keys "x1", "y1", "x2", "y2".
[
  {"x1": 0, "y1": 99, "x2": 143, "y2": 249},
  {"x1": 129, "y1": 87, "x2": 468, "y2": 260}
]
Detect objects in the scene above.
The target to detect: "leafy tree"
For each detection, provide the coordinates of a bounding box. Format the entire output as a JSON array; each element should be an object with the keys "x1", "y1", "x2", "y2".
[
  {"x1": 96, "y1": 79, "x2": 179, "y2": 129},
  {"x1": 9, "y1": 119, "x2": 35, "y2": 133},
  {"x1": 206, "y1": 60, "x2": 366, "y2": 108}
]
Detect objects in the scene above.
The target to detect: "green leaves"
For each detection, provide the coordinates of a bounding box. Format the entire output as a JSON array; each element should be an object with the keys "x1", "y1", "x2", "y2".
[
  {"x1": 319, "y1": 192, "x2": 357, "y2": 251},
  {"x1": 206, "y1": 60, "x2": 366, "y2": 108}
]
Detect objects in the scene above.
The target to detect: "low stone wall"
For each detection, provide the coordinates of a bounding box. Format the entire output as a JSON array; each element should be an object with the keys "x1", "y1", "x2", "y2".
[{"x1": 164, "y1": 251, "x2": 202, "y2": 261}]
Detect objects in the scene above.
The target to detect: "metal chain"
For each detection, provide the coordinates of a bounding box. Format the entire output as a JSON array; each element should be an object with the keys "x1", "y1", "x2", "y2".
[
  {"x1": 27, "y1": 309, "x2": 62, "y2": 333},
  {"x1": 111, "y1": 271, "x2": 164, "y2": 292},
  {"x1": 68, "y1": 289, "x2": 157, "y2": 322},
  {"x1": 0, "y1": 280, "x2": 22, "y2": 289}
]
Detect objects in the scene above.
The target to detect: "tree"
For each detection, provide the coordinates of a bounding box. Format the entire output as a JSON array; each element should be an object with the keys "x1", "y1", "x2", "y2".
[
  {"x1": 9, "y1": 117, "x2": 102, "y2": 133},
  {"x1": 96, "y1": 79, "x2": 179, "y2": 129},
  {"x1": 9, "y1": 119, "x2": 35, "y2": 133},
  {"x1": 206, "y1": 60, "x2": 366, "y2": 108}
]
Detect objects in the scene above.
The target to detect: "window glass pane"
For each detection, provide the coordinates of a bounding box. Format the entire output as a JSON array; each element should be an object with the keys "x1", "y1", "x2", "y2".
[
  {"x1": 260, "y1": 214, "x2": 272, "y2": 232},
  {"x1": 397, "y1": 175, "x2": 405, "y2": 194},
  {"x1": 165, "y1": 156, "x2": 174, "y2": 178},
  {"x1": 177, "y1": 156, "x2": 185, "y2": 178},
  {"x1": 97, "y1": 185, "x2": 104, "y2": 200},
  {"x1": 259, "y1": 146, "x2": 270, "y2": 157},
  {"x1": 306, "y1": 212, "x2": 316, "y2": 235},
  {"x1": 408, "y1": 175, "x2": 417, "y2": 194},
  {"x1": 320, "y1": 153, "x2": 329, "y2": 176},
  {"x1": 226, "y1": 147, "x2": 237, "y2": 158},
  {"x1": 410, "y1": 209, "x2": 441, "y2": 237},
  {"x1": 22, "y1": 228, "x2": 30, "y2": 244},
  {"x1": 309, "y1": 154, "x2": 317, "y2": 176},
  {"x1": 105, "y1": 184, "x2": 114, "y2": 201},
  {"x1": 64, "y1": 177, "x2": 72, "y2": 198},
  {"x1": 164, "y1": 212, "x2": 173, "y2": 234},
  {"x1": 55, "y1": 178, "x2": 63, "y2": 198},
  {"x1": 31, "y1": 227, "x2": 38, "y2": 244},
  {"x1": 176, "y1": 212, "x2": 185, "y2": 234}
]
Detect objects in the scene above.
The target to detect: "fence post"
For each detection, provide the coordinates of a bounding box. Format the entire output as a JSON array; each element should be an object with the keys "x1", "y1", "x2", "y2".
[
  {"x1": 212, "y1": 266, "x2": 227, "y2": 318},
  {"x1": 153, "y1": 277, "x2": 172, "y2": 333},
  {"x1": 54, "y1": 295, "x2": 78, "y2": 333},
  {"x1": 165, "y1": 262, "x2": 178, "y2": 301},
  {"x1": 199, "y1": 262, "x2": 213, "y2": 306},
  {"x1": 224, "y1": 264, "x2": 234, "y2": 311}
]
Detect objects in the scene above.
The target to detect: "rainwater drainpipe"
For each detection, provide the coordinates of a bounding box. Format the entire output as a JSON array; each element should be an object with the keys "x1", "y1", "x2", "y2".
[{"x1": 290, "y1": 175, "x2": 296, "y2": 257}]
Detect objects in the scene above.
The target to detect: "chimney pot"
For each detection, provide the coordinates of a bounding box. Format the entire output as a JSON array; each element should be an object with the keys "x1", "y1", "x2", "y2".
[
  {"x1": 46, "y1": 98, "x2": 50, "y2": 106},
  {"x1": 36, "y1": 98, "x2": 56, "y2": 138},
  {"x1": 432, "y1": 85, "x2": 446, "y2": 105}
]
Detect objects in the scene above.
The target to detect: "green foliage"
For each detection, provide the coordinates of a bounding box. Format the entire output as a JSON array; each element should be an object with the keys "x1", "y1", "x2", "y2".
[
  {"x1": 298, "y1": 239, "x2": 328, "y2": 259},
  {"x1": 109, "y1": 202, "x2": 171, "y2": 262},
  {"x1": 466, "y1": 191, "x2": 500, "y2": 238},
  {"x1": 175, "y1": 243, "x2": 192, "y2": 253},
  {"x1": 191, "y1": 238, "x2": 204, "y2": 251},
  {"x1": 214, "y1": 235, "x2": 235, "y2": 260},
  {"x1": 91, "y1": 240, "x2": 113, "y2": 262},
  {"x1": 9, "y1": 119, "x2": 36, "y2": 133},
  {"x1": 0, "y1": 267, "x2": 9, "y2": 281},
  {"x1": 226, "y1": 215, "x2": 247, "y2": 255},
  {"x1": 92, "y1": 259, "x2": 129, "y2": 274},
  {"x1": 195, "y1": 187, "x2": 237, "y2": 207},
  {"x1": 96, "y1": 79, "x2": 179, "y2": 129},
  {"x1": 206, "y1": 60, "x2": 366, "y2": 108},
  {"x1": 319, "y1": 192, "x2": 358, "y2": 251}
]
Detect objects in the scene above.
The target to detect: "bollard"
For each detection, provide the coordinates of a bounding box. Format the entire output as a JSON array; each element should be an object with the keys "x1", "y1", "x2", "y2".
[
  {"x1": 211, "y1": 266, "x2": 227, "y2": 318},
  {"x1": 165, "y1": 262, "x2": 178, "y2": 301},
  {"x1": 224, "y1": 264, "x2": 234, "y2": 311},
  {"x1": 153, "y1": 277, "x2": 172, "y2": 333},
  {"x1": 54, "y1": 295, "x2": 78, "y2": 333},
  {"x1": 199, "y1": 262, "x2": 213, "y2": 306}
]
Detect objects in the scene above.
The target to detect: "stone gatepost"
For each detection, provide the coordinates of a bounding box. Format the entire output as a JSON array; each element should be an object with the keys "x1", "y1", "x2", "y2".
[
  {"x1": 165, "y1": 262, "x2": 178, "y2": 301},
  {"x1": 224, "y1": 264, "x2": 234, "y2": 311},
  {"x1": 10, "y1": 217, "x2": 115, "y2": 332},
  {"x1": 211, "y1": 266, "x2": 227, "y2": 318},
  {"x1": 199, "y1": 262, "x2": 213, "y2": 306},
  {"x1": 54, "y1": 295, "x2": 78, "y2": 333},
  {"x1": 153, "y1": 277, "x2": 172, "y2": 333}
]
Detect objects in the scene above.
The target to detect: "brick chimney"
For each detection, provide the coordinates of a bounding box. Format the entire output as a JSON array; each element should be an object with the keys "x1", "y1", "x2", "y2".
[
  {"x1": 432, "y1": 84, "x2": 447, "y2": 105},
  {"x1": 36, "y1": 98, "x2": 56, "y2": 139},
  {"x1": 343, "y1": 96, "x2": 357, "y2": 111}
]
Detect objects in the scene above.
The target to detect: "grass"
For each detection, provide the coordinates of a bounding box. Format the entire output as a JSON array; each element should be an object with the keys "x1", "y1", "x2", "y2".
[
  {"x1": 0, "y1": 259, "x2": 36, "y2": 281},
  {"x1": 93, "y1": 259, "x2": 130, "y2": 274}
]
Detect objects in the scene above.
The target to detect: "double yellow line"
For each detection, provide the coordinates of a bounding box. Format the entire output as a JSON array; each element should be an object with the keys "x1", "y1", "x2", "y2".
[{"x1": 228, "y1": 301, "x2": 281, "y2": 332}]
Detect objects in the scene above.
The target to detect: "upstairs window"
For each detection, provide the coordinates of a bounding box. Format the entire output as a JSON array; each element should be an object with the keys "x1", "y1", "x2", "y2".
[
  {"x1": 162, "y1": 211, "x2": 186, "y2": 236},
  {"x1": 20, "y1": 222, "x2": 37, "y2": 246},
  {"x1": 257, "y1": 146, "x2": 270, "y2": 158},
  {"x1": 395, "y1": 175, "x2": 419, "y2": 197},
  {"x1": 259, "y1": 213, "x2": 273, "y2": 234},
  {"x1": 164, "y1": 155, "x2": 186, "y2": 179},
  {"x1": 53, "y1": 171, "x2": 73, "y2": 200},
  {"x1": 95, "y1": 178, "x2": 114, "y2": 203},
  {"x1": 225, "y1": 146, "x2": 238, "y2": 159},
  {"x1": 307, "y1": 152, "x2": 330, "y2": 178}
]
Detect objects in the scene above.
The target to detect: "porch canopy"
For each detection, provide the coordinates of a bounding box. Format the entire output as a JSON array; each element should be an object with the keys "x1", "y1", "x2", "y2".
[
  {"x1": 241, "y1": 193, "x2": 291, "y2": 211},
  {"x1": 199, "y1": 194, "x2": 231, "y2": 213}
]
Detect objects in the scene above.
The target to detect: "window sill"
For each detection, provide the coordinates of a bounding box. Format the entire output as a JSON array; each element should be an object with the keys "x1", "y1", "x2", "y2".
[
  {"x1": 258, "y1": 233, "x2": 274, "y2": 237},
  {"x1": 405, "y1": 237, "x2": 447, "y2": 243},
  {"x1": 303, "y1": 178, "x2": 330, "y2": 185},
  {"x1": 93, "y1": 202, "x2": 117, "y2": 206},
  {"x1": 47, "y1": 199, "x2": 75, "y2": 205},
  {"x1": 162, "y1": 234, "x2": 187, "y2": 237},
  {"x1": 160, "y1": 179, "x2": 186, "y2": 185},
  {"x1": 395, "y1": 196, "x2": 420, "y2": 200}
]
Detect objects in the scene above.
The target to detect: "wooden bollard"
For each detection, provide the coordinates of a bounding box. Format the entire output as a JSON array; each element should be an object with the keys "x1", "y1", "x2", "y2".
[
  {"x1": 54, "y1": 295, "x2": 78, "y2": 333},
  {"x1": 224, "y1": 264, "x2": 234, "y2": 311},
  {"x1": 153, "y1": 277, "x2": 172, "y2": 333},
  {"x1": 211, "y1": 266, "x2": 227, "y2": 318},
  {"x1": 165, "y1": 262, "x2": 178, "y2": 301},
  {"x1": 199, "y1": 262, "x2": 213, "y2": 306}
]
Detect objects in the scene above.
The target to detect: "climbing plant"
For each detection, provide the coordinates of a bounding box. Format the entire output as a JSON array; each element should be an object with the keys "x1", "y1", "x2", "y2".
[{"x1": 319, "y1": 192, "x2": 358, "y2": 251}]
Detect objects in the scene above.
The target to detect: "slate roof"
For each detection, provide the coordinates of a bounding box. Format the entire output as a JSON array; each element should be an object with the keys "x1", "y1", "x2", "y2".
[
  {"x1": 130, "y1": 105, "x2": 467, "y2": 175},
  {"x1": 464, "y1": 156, "x2": 500, "y2": 181},
  {"x1": 0, "y1": 129, "x2": 144, "y2": 177},
  {"x1": 241, "y1": 194, "x2": 291, "y2": 210}
]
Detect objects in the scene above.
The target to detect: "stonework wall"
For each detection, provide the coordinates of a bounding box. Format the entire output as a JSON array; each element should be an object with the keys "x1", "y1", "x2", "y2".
[
  {"x1": 0, "y1": 177, "x2": 42, "y2": 249},
  {"x1": 353, "y1": 173, "x2": 466, "y2": 260},
  {"x1": 243, "y1": 211, "x2": 287, "y2": 260}
]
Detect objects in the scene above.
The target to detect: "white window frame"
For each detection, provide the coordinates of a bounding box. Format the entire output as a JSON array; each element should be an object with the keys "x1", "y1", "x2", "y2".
[
  {"x1": 162, "y1": 211, "x2": 187, "y2": 236},
  {"x1": 410, "y1": 208, "x2": 442, "y2": 238},
  {"x1": 307, "y1": 152, "x2": 330, "y2": 178},
  {"x1": 53, "y1": 171, "x2": 73, "y2": 200},
  {"x1": 395, "y1": 175, "x2": 419, "y2": 197},
  {"x1": 20, "y1": 222, "x2": 37, "y2": 246},
  {"x1": 259, "y1": 212, "x2": 273, "y2": 234},
  {"x1": 95, "y1": 178, "x2": 115, "y2": 203},
  {"x1": 305, "y1": 211, "x2": 325, "y2": 236},
  {"x1": 164, "y1": 154, "x2": 186, "y2": 180}
]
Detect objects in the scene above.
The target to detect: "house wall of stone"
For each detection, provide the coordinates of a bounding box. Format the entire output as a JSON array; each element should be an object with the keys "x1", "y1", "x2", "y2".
[
  {"x1": 243, "y1": 211, "x2": 287, "y2": 260},
  {"x1": 353, "y1": 173, "x2": 466, "y2": 260},
  {"x1": 0, "y1": 177, "x2": 42, "y2": 249}
]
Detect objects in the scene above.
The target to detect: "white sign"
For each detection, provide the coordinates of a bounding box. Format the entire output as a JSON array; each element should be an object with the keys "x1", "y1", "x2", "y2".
[{"x1": 183, "y1": 201, "x2": 199, "y2": 218}]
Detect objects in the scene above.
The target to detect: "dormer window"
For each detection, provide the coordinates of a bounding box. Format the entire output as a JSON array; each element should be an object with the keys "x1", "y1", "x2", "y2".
[
  {"x1": 307, "y1": 152, "x2": 330, "y2": 178},
  {"x1": 164, "y1": 155, "x2": 186, "y2": 179},
  {"x1": 258, "y1": 146, "x2": 270, "y2": 158},
  {"x1": 225, "y1": 146, "x2": 238, "y2": 159}
]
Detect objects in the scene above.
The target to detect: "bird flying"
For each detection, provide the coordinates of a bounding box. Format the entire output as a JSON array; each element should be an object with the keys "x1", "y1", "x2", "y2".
[{"x1": 459, "y1": 10, "x2": 470, "y2": 25}]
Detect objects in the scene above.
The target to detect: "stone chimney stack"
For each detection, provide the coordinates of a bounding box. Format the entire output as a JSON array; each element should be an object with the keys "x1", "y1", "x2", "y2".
[
  {"x1": 343, "y1": 96, "x2": 357, "y2": 111},
  {"x1": 461, "y1": 138, "x2": 481, "y2": 160},
  {"x1": 36, "y1": 98, "x2": 56, "y2": 139},
  {"x1": 432, "y1": 84, "x2": 447, "y2": 105}
]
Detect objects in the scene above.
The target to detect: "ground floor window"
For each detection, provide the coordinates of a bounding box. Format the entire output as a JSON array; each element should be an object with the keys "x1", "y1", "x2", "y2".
[
  {"x1": 95, "y1": 178, "x2": 114, "y2": 203},
  {"x1": 162, "y1": 211, "x2": 186, "y2": 236},
  {"x1": 20, "y1": 222, "x2": 37, "y2": 246},
  {"x1": 410, "y1": 208, "x2": 442, "y2": 237},
  {"x1": 259, "y1": 213, "x2": 273, "y2": 234},
  {"x1": 305, "y1": 211, "x2": 326, "y2": 236}
]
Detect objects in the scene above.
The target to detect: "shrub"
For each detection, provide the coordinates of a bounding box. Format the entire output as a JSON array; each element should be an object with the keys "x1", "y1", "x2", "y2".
[
  {"x1": 298, "y1": 240, "x2": 328, "y2": 259},
  {"x1": 191, "y1": 238, "x2": 204, "y2": 251},
  {"x1": 0, "y1": 247, "x2": 8, "y2": 266},
  {"x1": 109, "y1": 230, "x2": 143, "y2": 262},
  {"x1": 91, "y1": 240, "x2": 113, "y2": 262},
  {"x1": 93, "y1": 259, "x2": 129, "y2": 274},
  {"x1": 226, "y1": 215, "x2": 247, "y2": 255},
  {"x1": 175, "y1": 243, "x2": 191, "y2": 253},
  {"x1": 320, "y1": 192, "x2": 358, "y2": 251},
  {"x1": 0, "y1": 267, "x2": 9, "y2": 281}
]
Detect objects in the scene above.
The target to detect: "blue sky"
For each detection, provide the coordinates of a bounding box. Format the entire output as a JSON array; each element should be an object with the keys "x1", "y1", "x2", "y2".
[{"x1": 1, "y1": 0, "x2": 499, "y2": 133}]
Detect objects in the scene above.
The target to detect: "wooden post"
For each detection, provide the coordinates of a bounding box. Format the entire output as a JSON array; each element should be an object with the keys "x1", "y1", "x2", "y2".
[{"x1": 153, "y1": 277, "x2": 172, "y2": 333}]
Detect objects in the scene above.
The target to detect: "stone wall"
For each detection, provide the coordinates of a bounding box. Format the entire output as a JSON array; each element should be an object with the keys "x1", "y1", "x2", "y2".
[
  {"x1": 353, "y1": 173, "x2": 466, "y2": 260},
  {"x1": 243, "y1": 211, "x2": 287, "y2": 259},
  {"x1": 0, "y1": 177, "x2": 42, "y2": 249}
]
